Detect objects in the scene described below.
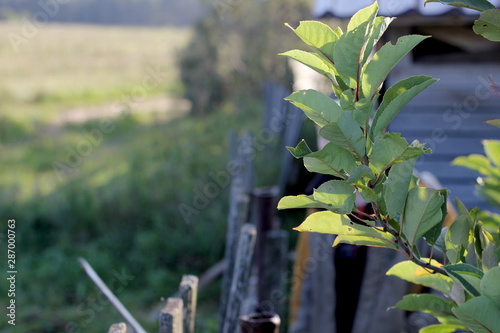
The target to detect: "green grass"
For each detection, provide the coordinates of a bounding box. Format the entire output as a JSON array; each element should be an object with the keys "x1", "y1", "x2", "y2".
[{"x1": 0, "y1": 22, "x2": 190, "y2": 123}]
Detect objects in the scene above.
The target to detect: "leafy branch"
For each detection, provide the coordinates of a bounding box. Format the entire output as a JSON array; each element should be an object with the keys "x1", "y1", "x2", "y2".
[{"x1": 277, "y1": 2, "x2": 500, "y2": 331}]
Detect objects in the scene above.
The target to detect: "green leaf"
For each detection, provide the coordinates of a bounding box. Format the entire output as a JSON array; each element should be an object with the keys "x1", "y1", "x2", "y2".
[
  {"x1": 393, "y1": 294, "x2": 459, "y2": 325},
  {"x1": 319, "y1": 112, "x2": 366, "y2": 160},
  {"x1": 333, "y1": 234, "x2": 398, "y2": 250},
  {"x1": 361, "y1": 35, "x2": 429, "y2": 100},
  {"x1": 313, "y1": 180, "x2": 356, "y2": 214},
  {"x1": 424, "y1": 189, "x2": 449, "y2": 246},
  {"x1": 347, "y1": 1, "x2": 379, "y2": 32},
  {"x1": 277, "y1": 195, "x2": 324, "y2": 210},
  {"x1": 387, "y1": 260, "x2": 454, "y2": 295},
  {"x1": 452, "y1": 296, "x2": 500, "y2": 333},
  {"x1": 383, "y1": 158, "x2": 417, "y2": 219},
  {"x1": 287, "y1": 140, "x2": 313, "y2": 158},
  {"x1": 452, "y1": 154, "x2": 498, "y2": 177},
  {"x1": 419, "y1": 324, "x2": 470, "y2": 333},
  {"x1": 481, "y1": 242, "x2": 499, "y2": 270},
  {"x1": 445, "y1": 213, "x2": 473, "y2": 264},
  {"x1": 424, "y1": 0, "x2": 495, "y2": 12},
  {"x1": 371, "y1": 76, "x2": 437, "y2": 137},
  {"x1": 370, "y1": 133, "x2": 430, "y2": 174},
  {"x1": 485, "y1": 119, "x2": 500, "y2": 128},
  {"x1": 286, "y1": 21, "x2": 341, "y2": 66},
  {"x1": 480, "y1": 266, "x2": 500, "y2": 308},
  {"x1": 303, "y1": 142, "x2": 357, "y2": 178},
  {"x1": 333, "y1": 3, "x2": 378, "y2": 89},
  {"x1": 294, "y1": 211, "x2": 397, "y2": 248},
  {"x1": 285, "y1": 90, "x2": 343, "y2": 127},
  {"x1": 474, "y1": 9, "x2": 500, "y2": 41},
  {"x1": 346, "y1": 165, "x2": 375, "y2": 184},
  {"x1": 353, "y1": 97, "x2": 375, "y2": 128},
  {"x1": 444, "y1": 264, "x2": 484, "y2": 297},
  {"x1": 401, "y1": 187, "x2": 445, "y2": 248},
  {"x1": 478, "y1": 177, "x2": 500, "y2": 208},
  {"x1": 356, "y1": 185, "x2": 378, "y2": 203},
  {"x1": 483, "y1": 140, "x2": 500, "y2": 168},
  {"x1": 362, "y1": 16, "x2": 395, "y2": 65},
  {"x1": 280, "y1": 50, "x2": 336, "y2": 82}
]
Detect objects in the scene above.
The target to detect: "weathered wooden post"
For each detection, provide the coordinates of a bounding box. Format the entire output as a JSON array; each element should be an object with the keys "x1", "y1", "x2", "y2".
[
  {"x1": 159, "y1": 297, "x2": 184, "y2": 333},
  {"x1": 261, "y1": 230, "x2": 288, "y2": 316},
  {"x1": 221, "y1": 224, "x2": 257, "y2": 333},
  {"x1": 178, "y1": 275, "x2": 198, "y2": 333},
  {"x1": 219, "y1": 133, "x2": 254, "y2": 332}
]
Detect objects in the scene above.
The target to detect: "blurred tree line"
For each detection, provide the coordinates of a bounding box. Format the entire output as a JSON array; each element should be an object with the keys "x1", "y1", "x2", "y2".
[
  {"x1": 179, "y1": 0, "x2": 312, "y2": 114},
  {"x1": 0, "y1": 0, "x2": 204, "y2": 26}
]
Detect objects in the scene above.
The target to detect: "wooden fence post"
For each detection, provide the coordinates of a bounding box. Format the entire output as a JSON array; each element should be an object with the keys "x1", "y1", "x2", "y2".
[
  {"x1": 179, "y1": 275, "x2": 198, "y2": 333},
  {"x1": 159, "y1": 297, "x2": 184, "y2": 333},
  {"x1": 261, "y1": 230, "x2": 288, "y2": 316},
  {"x1": 221, "y1": 224, "x2": 257, "y2": 333},
  {"x1": 220, "y1": 133, "x2": 253, "y2": 331},
  {"x1": 108, "y1": 323, "x2": 127, "y2": 333}
]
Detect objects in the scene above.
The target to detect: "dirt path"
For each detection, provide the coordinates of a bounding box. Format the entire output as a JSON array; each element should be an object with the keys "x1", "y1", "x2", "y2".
[{"x1": 44, "y1": 94, "x2": 191, "y2": 133}]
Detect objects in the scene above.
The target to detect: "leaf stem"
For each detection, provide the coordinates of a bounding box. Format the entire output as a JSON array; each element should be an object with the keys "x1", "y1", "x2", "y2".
[{"x1": 369, "y1": 202, "x2": 449, "y2": 277}]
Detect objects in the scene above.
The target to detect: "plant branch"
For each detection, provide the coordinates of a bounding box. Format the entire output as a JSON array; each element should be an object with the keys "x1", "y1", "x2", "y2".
[{"x1": 369, "y1": 202, "x2": 449, "y2": 277}]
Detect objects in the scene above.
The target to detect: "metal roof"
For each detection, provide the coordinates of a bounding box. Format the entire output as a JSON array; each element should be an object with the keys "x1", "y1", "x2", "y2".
[{"x1": 313, "y1": 0, "x2": 500, "y2": 18}]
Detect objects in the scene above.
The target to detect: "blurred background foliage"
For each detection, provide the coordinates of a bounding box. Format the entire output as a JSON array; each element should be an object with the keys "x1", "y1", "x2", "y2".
[
  {"x1": 180, "y1": 0, "x2": 312, "y2": 114},
  {"x1": 0, "y1": 0, "x2": 311, "y2": 332}
]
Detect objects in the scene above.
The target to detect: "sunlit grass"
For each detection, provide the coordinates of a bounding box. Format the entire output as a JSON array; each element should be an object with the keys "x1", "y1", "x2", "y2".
[{"x1": 0, "y1": 21, "x2": 190, "y2": 122}]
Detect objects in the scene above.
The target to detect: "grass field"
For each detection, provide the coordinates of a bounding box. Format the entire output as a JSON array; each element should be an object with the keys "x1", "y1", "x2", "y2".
[
  {"x1": 0, "y1": 21, "x2": 253, "y2": 332},
  {"x1": 0, "y1": 22, "x2": 189, "y2": 121}
]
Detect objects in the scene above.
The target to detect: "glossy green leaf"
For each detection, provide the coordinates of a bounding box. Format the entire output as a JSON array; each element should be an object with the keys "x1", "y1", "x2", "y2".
[
  {"x1": 347, "y1": 1, "x2": 379, "y2": 32},
  {"x1": 483, "y1": 140, "x2": 500, "y2": 168},
  {"x1": 280, "y1": 50, "x2": 336, "y2": 82},
  {"x1": 444, "y1": 264, "x2": 484, "y2": 297},
  {"x1": 481, "y1": 242, "x2": 499, "y2": 270},
  {"x1": 356, "y1": 184, "x2": 378, "y2": 203},
  {"x1": 303, "y1": 142, "x2": 357, "y2": 178},
  {"x1": 370, "y1": 133, "x2": 429, "y2": 174},
  {"x1": 419, "y1": 324, "x2": 470, "y2": 333},
  {"x1": 333, "y1": 234, "x2": 398, "y2": 250},
  {"x1": 294, "y1": 211, "x2": 397, "y2": 246},
  {"x1": 480, "y1": 266, "x2": 500, "y2": 308},
  {"x1": 452, "y1": 154, "x2": 498, "y2": 177},
  {"x1": 353, "y1": 97, "x2": 375, "y2": 128},
  {"x1": 424, "y1": 0, "x2": 495, "y2": 12},
  {"x1": 474, "y1": 9, "x2": 500, "y2": 41},
  {"x1": 286, "y1": 90, "x2": 343, "y2": 127},
  {"x1": 346, "y1": 165, "x2": 375, "y2": 184},
  {"x1": 277, "y1": 195, "x2": 324, "y2": 210},
  {"x1": 445, "y1": 214, "x2": 472, "y2": 264},
  {"x1": 362, "y1": 16, "x2": 395, "y2": 64},
  {"x1": 286, "y1": 21, "x2": 341, "y2": 65},
  {"x1": 333, "y1": 2, "x2": 378, "y2": 89},
  {"x1": 393, "y1": 294, "x2": 460, "y2": 325},
  {"x1": 424, "y1": 189, "x2": 449, "y2": 246},
  {"x1": 319, "y1": 112, "x2": 366, "y2": 160},
  {"x1": 361, "y1": 35, "x2": 429, "y2": 100},
  {"x1": 383, "y1": 158, "x2": 417, "y2": 218},
  {"x1": 401, "y1": 187, "x2": 445, "y2": 248},
  {"x1": 387, "y1": 260, "x2": 454, "y2": 295},
  {"x1": 313, "y1": 180, "x2": 356, "y2": 214},
  {"x1": 452, "y1": 296, "x2": 500, "y2": 333},
  {"x1": 287, "y1": 140, "x2": 313, "y2": 158},
  {"x1": 371, "y1": 76, "x2": 437, "y2": 137}
]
